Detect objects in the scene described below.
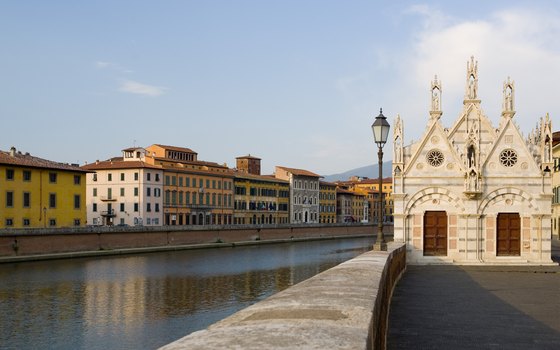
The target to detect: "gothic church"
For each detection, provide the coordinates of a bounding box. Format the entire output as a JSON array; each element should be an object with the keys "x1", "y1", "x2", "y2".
[{"x1": 393, "y1": 57, "x2": 554, "y2": 265}]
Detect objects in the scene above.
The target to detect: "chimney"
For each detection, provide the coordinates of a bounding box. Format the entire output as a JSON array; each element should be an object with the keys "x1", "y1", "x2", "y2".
[{"x1": 10, "y1": 146, "x2": 16, "y2": 157}]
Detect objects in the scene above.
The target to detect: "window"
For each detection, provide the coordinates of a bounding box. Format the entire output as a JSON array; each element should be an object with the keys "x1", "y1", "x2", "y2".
[
  {"x1": 179, "y1": 177, "x2": 183, "y2": 187},
  {"x1": 74, "y1": 175, "x2": 81, "y2": 185},
  {"x1": 155, "y1": 174, "x2": 160, "y2": 182},
  {"x1": 147, "y1": 187, "x2": 151, "y2": 197},
  {"x1": 134, "y1": 172, "x2": 139, "y2": 181},
  {"x1": 6, "y1": 169, "x2": 14, "y2": 180},
  {"x1": 154, "y1": 188, "x2": 161, "y2": 197},
  {"x1": 49, "y1": 219, "x2": 56, "y2": 227},
  {"x1": 108, "y1": 173, "x2": 112, "y2": 181},
  {"x1": 426, "y1": 149, "x2": 445, "y2": 167},
  {"x1": 147, "y1": 173, "x2": 151, "y2": 181},
  {"x1": 147, "y1": 203, "x2": 151, "y2": 212},
  {"x1": 120, "y1": 203, "x2": 125, "y2": 212},
  {"x1": 5, "y1": 218, "x2": 13, "y2": 226},
  {"x1": 500, "y1": 149, "x2": 518, "y2": 167},
  {"x1": 172, "y1": 176, "x2": 176, "y2": 186},
  {"x1": 206, "y1": 179, "x2": 210, "y2": 188},
  {"x1": 186, "y1": 177, "x2": 190, "y2": 187},
  {"x1": 93, "y1": 203, "x2": 97, "y2": 212},
  {"x1": 93, "y1": 188, "x2": 97, "y2": 197},
  {"x1": 74, "y1": 219, "x2": 80, "y2": 226},
  {"x1": 134, "y1": 187, "x2": 139, "y2": 196},
  {"x1": 49, "y1": 172, "x2": 57, "y2": 183},
  {"x1": 107, "y1": 188, "x2": 112, "y2": 199},
  {"x1": 165, "y1": 176, "x2": 170, "y2": 185},
  {"x1": 49, "y1": 193, "x2": 56, "y2": 208},
  {"x1": 120, "y1": 173, "x2": 125, "y2": 181},
  {"x1": 74, "y1": 195, "x2": 81, "y2": 209},
  {"x1": 155, "y1": 203, "x2": 160, "y2": 212},
  {"x1": 134, "y1": 203, "x2": 139, "y2": 212},
  {"x1": 23, "y1": 192, "x2": 30, "y2": 208},
  {"x1": 6, "y1": 191, "x2": 14, "y2": 207},
  {"x1": 120, "y1": 188, "x2": 125, "y2": 196},
  {"x1": 23, "y1": 218, "x2": 30, "y2": 226},
  {"x1": 23, "y1": 170, "x2": 32, "y2": 181}
]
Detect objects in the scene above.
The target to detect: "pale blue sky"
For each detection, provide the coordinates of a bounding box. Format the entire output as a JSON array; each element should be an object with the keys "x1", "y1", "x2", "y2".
[{"x1": 2, "y1": 1, "x2": 559, "y2": 175}]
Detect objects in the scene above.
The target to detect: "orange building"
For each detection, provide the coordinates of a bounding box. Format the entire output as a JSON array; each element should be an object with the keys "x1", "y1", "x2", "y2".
[{"x1": 145, "y1": 144, "x2": 234, "y2": 225}]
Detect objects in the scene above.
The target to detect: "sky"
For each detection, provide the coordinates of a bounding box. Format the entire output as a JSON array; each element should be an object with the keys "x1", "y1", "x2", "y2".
[{"x1": 2, "y1": 0, "x2": 560, "y2": 176}]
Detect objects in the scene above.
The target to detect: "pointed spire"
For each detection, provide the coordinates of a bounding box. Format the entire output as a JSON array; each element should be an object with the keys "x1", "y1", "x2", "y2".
[
  {"x1": 501, "y1": 76, "x2": 515, "y2": 118},
  {"x1": 465, "y1": 56, "x2": 479, "y2": 101},
  {"x1": 393, "y1": 114, "x2": 404, "y2": 164},
  {"x1": 430, "y1": 75, "x2": 443, "y2": 120}
]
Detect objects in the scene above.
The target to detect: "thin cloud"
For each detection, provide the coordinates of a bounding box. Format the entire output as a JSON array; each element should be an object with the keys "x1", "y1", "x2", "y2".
[
  {"x1": 95, "y1": 61, "x2": 115, "y2": 69},
  {"x1": 119, "y1": 80, "x2": 167, "y2": 97},
  {"x1": 393, "y1": 6, "x2": 560, "y2": 143}
]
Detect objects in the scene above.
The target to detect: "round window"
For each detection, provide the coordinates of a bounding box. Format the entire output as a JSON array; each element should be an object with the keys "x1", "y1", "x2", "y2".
[
  {"x1": 499, "y1": 149, "x2": 518, "y2": 167},
  {"x1": 426, "y1": 149, "x2": 445, "y2": 167}
]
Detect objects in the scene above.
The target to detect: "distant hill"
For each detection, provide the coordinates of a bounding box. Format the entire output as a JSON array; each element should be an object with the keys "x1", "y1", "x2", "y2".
[{"x1": 322, "y1": 161, "x2": 392, "y2": 182}]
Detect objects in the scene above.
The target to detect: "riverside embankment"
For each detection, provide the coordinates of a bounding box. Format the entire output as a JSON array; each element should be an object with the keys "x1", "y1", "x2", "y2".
[{"x1": 0, "y1": 223, "x2": 393, "y2": 262}]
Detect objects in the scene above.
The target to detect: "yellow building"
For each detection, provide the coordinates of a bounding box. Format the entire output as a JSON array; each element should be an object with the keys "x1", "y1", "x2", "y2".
[
  {"x1": 145, "y1": 144, "x2": 234, "y2": 225},
  {"x1": 0, "y1": 147, "x2": 87, "y2": 229},
  {"x1": 319, "y1": 181, "x2": 337, "y2": 223},
  {"x1": 339, "y1": 176, "x2": 393, "y2": 224},
  {"x1": 233, "y1": 155, "x2": 289, "y2": 225}
]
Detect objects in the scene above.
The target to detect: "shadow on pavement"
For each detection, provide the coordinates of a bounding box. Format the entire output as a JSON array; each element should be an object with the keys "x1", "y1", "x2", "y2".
[{"x1": 388, "y1": 263, "x2": 560, "y2": 350}]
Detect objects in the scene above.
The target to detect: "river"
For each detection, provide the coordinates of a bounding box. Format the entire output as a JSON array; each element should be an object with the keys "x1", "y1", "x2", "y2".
[{"x1": 0, "y1": 236, "x2": 375, "y2": 349}]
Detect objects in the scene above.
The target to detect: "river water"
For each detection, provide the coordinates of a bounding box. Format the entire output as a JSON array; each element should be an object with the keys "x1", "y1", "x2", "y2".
[{"x1": 0, "y1": 237, "x2": 375, "y2": 349}]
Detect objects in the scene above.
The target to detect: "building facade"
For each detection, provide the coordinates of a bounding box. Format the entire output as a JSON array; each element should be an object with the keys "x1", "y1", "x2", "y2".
[
  {"x1": 393, "y1": 57, "x2": 554, "y2": 264},
  {"x1": 233, "y1": 155, "x2": 290, "y2": 225},
  {"x1": 342, "y1": 176, "x2": 393, "y2": 224},
  {"x1": 1, "y1": 147, "x2": 87, "y2": 229},
  {"x1": 319, "y1": 181, "x2": 337, "y2": 223},
  {"x1": 275, "y1": 166, "x2": 320, "y2": 224},
  {"x1": 145, "y1": 144, "x2": 234, "y2": 226},
  {"x1": 82, "y1": 148, "x2": 164, "y2": 226}
]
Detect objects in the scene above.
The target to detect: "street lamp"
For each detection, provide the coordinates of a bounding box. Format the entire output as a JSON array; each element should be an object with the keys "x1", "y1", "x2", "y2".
[{"x1": 371, "y1": 108, "x2": 390, "y2": 251}]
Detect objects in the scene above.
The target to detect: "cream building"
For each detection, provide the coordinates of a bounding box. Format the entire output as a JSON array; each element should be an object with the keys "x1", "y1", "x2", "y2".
[
  {"x1": 82, "y1": 148, "x2": 164, "y2": 226},
  {"x1": 393, "y1": 57, "x2": 554, "y2": 265},
  {"x1": 275, "y1": 166, "x2": 320, "y2": 224}
]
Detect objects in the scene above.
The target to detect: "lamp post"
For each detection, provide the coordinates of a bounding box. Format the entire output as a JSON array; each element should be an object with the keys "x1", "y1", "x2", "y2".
[{"x1": 372, "y1": 108, "x2": 390, "y2": 251}]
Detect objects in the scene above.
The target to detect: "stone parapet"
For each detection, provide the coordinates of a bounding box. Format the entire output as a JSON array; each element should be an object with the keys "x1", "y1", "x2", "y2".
[{"x1": 160, "y1": 243, "x2": 406, "y2": 350}]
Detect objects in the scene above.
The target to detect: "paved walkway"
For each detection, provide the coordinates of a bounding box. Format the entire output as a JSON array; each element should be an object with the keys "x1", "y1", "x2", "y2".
[{"x1": 388, "y1": 240, "x2": 560, "y2": 349}]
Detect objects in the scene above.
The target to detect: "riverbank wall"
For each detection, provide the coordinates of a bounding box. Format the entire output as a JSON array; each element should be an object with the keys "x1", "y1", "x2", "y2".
[
  {"x1": 0, "y1": 224, "x2": 393, "y2": 262},
  {"x1": 160, "y1": 242, "x2": 406, "y2": 350}
]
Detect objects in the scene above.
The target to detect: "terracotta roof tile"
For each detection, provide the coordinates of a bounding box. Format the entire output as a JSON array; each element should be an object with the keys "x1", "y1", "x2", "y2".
[
  {"x1": 81, "y1": 160, "x2": 162, "y2": 170},
  {"x1": 276, "y1": 166, "x2": 321, "y2": 178},
  {"x1": 152, "y1": 144, "x2": 197, "y2": 153},
  {"x1": 0, "y1": 148, "x2": 88, "y2": 172}
]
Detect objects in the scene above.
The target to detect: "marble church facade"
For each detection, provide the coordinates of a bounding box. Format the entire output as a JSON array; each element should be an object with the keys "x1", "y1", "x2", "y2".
[{"x1": 393, "y1": 57, "x2": 555, "y2": 265}]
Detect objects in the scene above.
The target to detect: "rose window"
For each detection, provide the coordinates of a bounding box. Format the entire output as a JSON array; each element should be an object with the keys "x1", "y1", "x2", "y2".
[
  {"x1": 426, "y1": 149, "x2": 444, "y2": 167},
  {"x1": 499, "y1": 149, "x2": 518, "y2": 167}
]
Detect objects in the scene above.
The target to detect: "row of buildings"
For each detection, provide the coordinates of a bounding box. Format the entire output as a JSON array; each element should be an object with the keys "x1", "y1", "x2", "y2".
[{"x1": 0, "y1": 143, "x2": 394, "y2": 229}]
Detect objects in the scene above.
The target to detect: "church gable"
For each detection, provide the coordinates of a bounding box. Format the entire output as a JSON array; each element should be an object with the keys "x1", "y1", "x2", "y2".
[
  {"x1": 482, "y1": 118, "x2": 541, "y2": 177},
  {"x1": 404, "y1": 120, "x2": 464, "y2": 178}
]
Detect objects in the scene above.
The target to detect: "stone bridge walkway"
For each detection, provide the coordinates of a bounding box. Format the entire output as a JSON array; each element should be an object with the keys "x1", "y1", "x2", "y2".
[{"x1": 388, "y1": 240, "x2": 560, "y2": 349}]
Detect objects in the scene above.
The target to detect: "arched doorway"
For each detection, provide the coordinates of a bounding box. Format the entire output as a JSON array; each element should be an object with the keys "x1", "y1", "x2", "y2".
[
  {"x1": 497, "y1": 213, "x2": 520, "y2": 256},
  {"x1": 423, "y1": 211, "x2": 447, "y2": 256}
]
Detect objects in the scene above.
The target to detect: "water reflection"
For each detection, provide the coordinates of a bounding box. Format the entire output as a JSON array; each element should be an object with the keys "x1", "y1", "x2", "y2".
[{"x1": 0, "y1": 237, "x2": 374, "y2": 350}]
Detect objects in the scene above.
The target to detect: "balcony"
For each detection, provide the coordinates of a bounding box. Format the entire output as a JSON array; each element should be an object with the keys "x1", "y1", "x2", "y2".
[
  {"x1": 100, "y1": 196, "x2": 117, "y2": 202},
  {"x1": 101, "y1": 209, "x2": 116, "y2": 217}
]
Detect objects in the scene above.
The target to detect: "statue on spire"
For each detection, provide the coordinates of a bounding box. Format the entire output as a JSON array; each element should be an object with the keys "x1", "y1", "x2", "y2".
[
  {"x1": 430, "y1": 75, "x2": 443, "y2": 120},
  {"x1": 502, "y1": 77, "x2": 515, "y2": 118},
  {"x1": 465, "y1": 56, "x2": 478, "y2": 100}
]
